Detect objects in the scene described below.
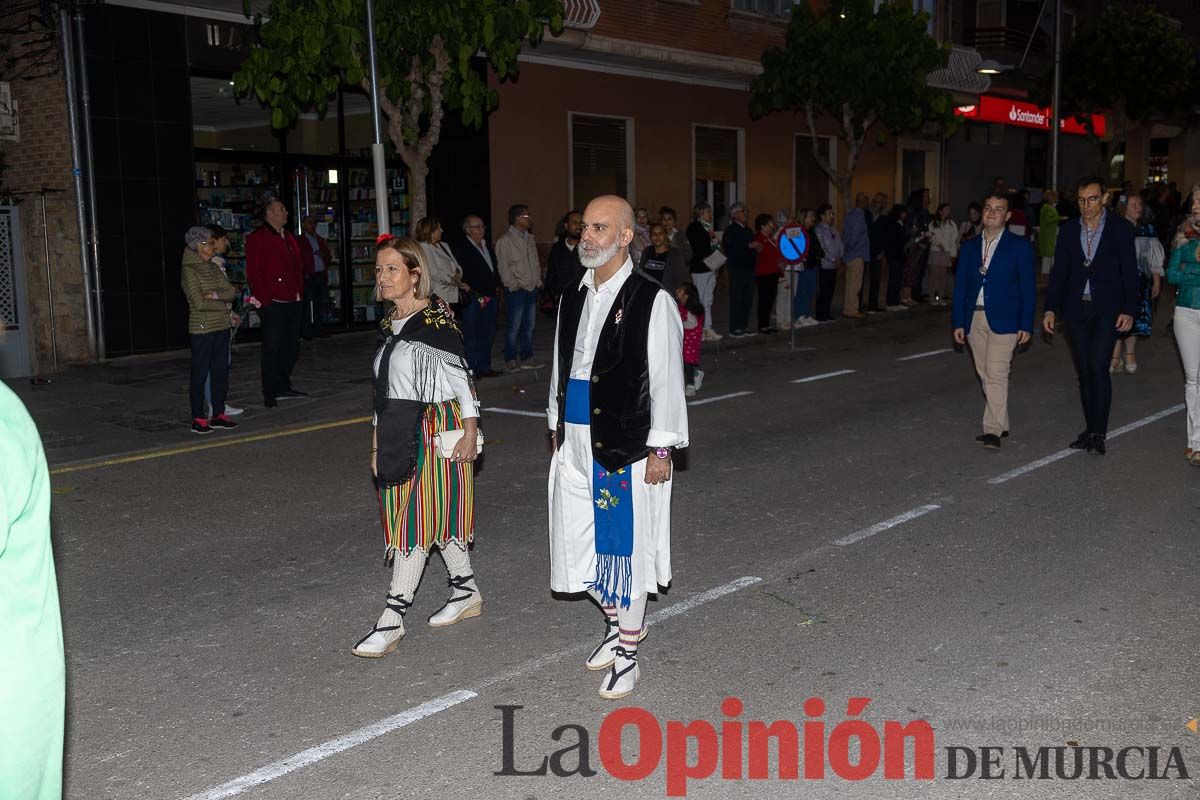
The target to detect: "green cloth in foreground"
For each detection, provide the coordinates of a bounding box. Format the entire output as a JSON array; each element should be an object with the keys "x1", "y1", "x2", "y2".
[{"x1": 0, "y1": 381, "x2": 64, "y2": 800}]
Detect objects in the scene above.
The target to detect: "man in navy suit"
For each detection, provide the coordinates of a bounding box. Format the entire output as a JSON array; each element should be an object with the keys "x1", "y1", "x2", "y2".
[
  {"x1": 1043, "y1": 176, "x2": 1140, "y2": 455},
  {"x1": 953, "y1": 192, "x2": 1036, "y2": 448},
  {"x1": 452, "y1": 215, "x2": 503, "y2": 378}
]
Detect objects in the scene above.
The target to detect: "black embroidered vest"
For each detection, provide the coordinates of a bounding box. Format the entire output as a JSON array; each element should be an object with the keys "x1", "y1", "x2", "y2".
[{"x1": 555, "y1": 269, "x2": 661, "y2": 472}]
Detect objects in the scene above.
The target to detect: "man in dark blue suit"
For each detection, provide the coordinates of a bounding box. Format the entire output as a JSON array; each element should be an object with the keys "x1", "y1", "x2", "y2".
[
  {"x1": 953, "y1": 193, "x2": 1036, "y2": 449},
  {"x1": 1043, "y1": 176, "x2": 1140, "y2": 455},
  {"x1": 452, "y1": 215, "x2": 503, "y2": 378}
]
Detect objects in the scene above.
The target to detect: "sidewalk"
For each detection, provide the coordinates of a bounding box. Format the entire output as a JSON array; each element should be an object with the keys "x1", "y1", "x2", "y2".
[{"x1": 7, "y1": 288, "x2": 949, "y2": 469}]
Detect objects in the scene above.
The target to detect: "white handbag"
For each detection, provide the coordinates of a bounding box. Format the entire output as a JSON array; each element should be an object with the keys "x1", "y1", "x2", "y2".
[
  {"x1": 703, "y1": 250, "x2": 726, "y2": 272},
  {"x1": 434, "y1": 429, "x2": 485, "y2": 458}
]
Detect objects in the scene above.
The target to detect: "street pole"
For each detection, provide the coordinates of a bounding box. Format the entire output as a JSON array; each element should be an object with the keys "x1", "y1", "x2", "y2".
[
  {"x1": 1050, "y1": 0, "x2": 1062, "y2": 191},
  {"x1": 364, "y1": 0, "x2": 390, "y2": 239}
]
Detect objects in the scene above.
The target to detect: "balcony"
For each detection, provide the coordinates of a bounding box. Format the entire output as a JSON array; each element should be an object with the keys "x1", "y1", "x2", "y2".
[
  {"x1": 968, "y1": 26, "x2": 1051, "y2": 59},
  {"x1": 563, "y1": 0, "x2": 601, "y2": 30}
]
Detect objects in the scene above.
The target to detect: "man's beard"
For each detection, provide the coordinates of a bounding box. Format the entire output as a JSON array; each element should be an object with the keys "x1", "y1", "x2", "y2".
[{"x1": 579, "y1": 238, "x2": 623, "y2": 269}]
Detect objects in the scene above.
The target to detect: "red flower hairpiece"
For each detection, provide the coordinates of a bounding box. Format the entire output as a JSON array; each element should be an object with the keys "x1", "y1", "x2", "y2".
[{"x1": 376, "y1": 233, "x2": 395, "y2": 245}]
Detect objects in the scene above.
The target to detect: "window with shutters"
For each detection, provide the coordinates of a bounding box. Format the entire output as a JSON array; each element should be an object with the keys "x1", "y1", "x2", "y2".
[{"x1": 570, "y1": 113, "x2": 633, "y2": 211}]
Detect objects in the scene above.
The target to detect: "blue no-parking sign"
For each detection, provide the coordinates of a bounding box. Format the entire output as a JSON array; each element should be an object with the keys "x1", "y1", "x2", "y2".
[{"x1": 778, "y1": 223, "x2": 809, "y2": 264}]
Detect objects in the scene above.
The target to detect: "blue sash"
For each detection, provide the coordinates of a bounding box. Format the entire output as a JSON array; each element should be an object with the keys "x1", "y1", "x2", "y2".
[{"x1": 564, "y1": 378, "x2": 634, "y2": 607}]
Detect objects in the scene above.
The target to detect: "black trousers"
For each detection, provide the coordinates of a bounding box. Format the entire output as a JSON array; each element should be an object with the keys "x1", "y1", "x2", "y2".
[
  {"x1": 861, "y1": 256, "x2": 883, "y2": 310},
  {"x1": 1066, "y1": 304, "x2": 1120, "y2": 436},
  {"x1": 728, "y1": 268, "x2": 755, "y2": 333},
  {"x1": 684, "y1": 363, "x2": 696, "y2": 385},
  {"x1": 756, "y1": 274, "x2": 779, "y2": 331},
  {"x1": 886, "y1": 254, "x2": 903, "y2": 306},
  {"x1": 260, "y1": 301, "x2": 301, "y2": 401},
  {"x1": 815, "y1": 268, "x2": 837, "y2": 320},
  {"x1": 190, "y1": 329, "x2": 230, "y2": 420},
  {"x1": 302, "y1": 272, "x2": 328, "y2": 338}
]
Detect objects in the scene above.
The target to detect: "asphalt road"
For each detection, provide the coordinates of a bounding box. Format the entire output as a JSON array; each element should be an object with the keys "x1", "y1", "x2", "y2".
[{"x1": 49, "y1": 307, "x2": 1200, "y2": 799}]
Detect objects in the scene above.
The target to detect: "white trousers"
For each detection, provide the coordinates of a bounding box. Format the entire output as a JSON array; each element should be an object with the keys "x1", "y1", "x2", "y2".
[
  {"x1": 1174, "y1": 307, "x2": 1200, "y2": 449},
  {"x1": 693, "y1": 271, "x2": 717, "y2": 331}
]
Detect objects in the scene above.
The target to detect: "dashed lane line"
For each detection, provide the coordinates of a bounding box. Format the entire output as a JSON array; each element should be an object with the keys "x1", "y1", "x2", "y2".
[
  {"x1": 832, "y1": 504, "x2": 943, "y2": 546},
  {"x1": 791, "y1": 369, "x2": 856, "y2": 384},
  {"x1": 688, "y1": 390, "x2": 755, "y2": 406},
  {"x1": 896, "y1": 348, "x2": 954, "y2": 361},
  {"x1": 987, "y1": 404, "x2": 1185, "y2": 485}
]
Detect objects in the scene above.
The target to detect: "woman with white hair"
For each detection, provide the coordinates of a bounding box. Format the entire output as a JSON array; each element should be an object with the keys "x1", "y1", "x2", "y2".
[{"x1": 181, "y1": 226, "x2": 238, "y2": 435}]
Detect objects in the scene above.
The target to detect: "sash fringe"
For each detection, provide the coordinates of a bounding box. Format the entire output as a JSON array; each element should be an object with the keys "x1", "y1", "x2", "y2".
[{"x1": 587, "y1": 553, "x2": 633, "y2": 610}]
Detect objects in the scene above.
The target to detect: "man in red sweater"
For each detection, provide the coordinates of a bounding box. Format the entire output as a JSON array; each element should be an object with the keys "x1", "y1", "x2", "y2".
[{"x1": 246, "y1": 199, "x2": 308, "y2": 407}]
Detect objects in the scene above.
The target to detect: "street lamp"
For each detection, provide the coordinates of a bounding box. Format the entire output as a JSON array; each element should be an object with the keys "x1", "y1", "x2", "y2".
[{"x1": 974, "y1": 0, "x2": 1062, "y2": 190}]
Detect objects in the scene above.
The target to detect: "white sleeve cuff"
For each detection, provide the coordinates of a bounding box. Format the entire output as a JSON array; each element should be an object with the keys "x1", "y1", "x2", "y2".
[{"x1": 646, "y1": 429, "x2": 685, "y2": 448}]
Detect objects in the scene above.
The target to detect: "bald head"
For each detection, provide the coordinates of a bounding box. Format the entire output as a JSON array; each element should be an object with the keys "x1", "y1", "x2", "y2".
[{"x1": 580, "y1": 195, "x2": 636, "y2": 273}]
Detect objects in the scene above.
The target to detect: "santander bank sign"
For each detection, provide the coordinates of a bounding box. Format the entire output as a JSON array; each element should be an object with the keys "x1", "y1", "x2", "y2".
[{"x1": 954, "y1": 95, "x2": 1106, "y2": 137}]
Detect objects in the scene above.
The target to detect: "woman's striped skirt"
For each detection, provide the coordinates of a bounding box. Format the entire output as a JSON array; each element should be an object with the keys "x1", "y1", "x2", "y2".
[{"x1": 378, "y1": 400, "x2": 475, "y2": 557}]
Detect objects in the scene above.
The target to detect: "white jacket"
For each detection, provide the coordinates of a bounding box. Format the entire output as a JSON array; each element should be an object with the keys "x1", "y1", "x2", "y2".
[{"x1": 929, "y1": 220, "x2": 960, "y2": 258}]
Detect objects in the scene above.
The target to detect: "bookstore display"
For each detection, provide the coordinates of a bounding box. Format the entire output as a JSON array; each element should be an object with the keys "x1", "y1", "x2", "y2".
[{"x1": 195, "y1": 157, "x2": 409, "y2": 330}]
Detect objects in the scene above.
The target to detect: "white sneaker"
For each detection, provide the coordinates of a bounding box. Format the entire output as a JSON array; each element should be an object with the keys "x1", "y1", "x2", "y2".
[
  {"x1": 586, "y1": 620, "x2": 649, "y2": 671},
  {"x1": 428, "y1": 575, "x2": 482, "y2": 627},
  {"x1": 599, "y1": 647, "x2": 640, "y2": 700},
  {"x1": 803, "y1": 316, "x2": 819, "y2": 327},
  {"x1": 685, "y1": 384, "x2": 697, "y2": 397},
  {"x1": 223, "y1": 404, "x2": 244, "y2": 416},
  {"x1": 693, "y1": 369, "x2": 704, "y2": 391},
  {"x1": 703, "y1": 328, "x2": 723, "y2": 341}
]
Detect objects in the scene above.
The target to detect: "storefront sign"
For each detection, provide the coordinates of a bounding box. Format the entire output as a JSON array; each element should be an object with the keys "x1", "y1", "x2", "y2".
[{"x1": 955, "y1": 95, "x2": 1106, "y2": 137}]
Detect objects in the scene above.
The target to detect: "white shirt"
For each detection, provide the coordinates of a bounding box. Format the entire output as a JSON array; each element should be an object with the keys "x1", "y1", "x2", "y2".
[
  {"x1": 470, "y1": 238, "x2": 495, "y2": 272},
  {"x1": 546, "y1": 258, "x2": 688, "y2": 451},
  {"x1": 977, "y1": 228, "x2": 1003, "y2": 307},
  {"x1": 372, "y1": 311, "x2": 480, "y2": 421}
]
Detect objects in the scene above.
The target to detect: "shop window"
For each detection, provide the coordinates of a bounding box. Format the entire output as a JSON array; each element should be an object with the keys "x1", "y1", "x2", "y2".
[
  {"x1": 1147, "y1": 138, "x2": 1169, "y2": 184},
  {"x1": 694, "y1": 125, "x2": 742, "y2": 226},
  {"x1": 794, "y1": 135, "x2": 834, "y2": 213},
  {"x1": 570, "y1": 113, "x2": 631, "y2": 212},
  {"x1": 190, "y1": 76, "x2": 278, "y2": 152}
]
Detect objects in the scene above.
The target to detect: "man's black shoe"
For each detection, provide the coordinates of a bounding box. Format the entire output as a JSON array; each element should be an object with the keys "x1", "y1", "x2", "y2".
[
  {"x1": 981, "y1": 434, "x2": 1002, "y2": 449},
  {"x1": 277, "y1": 388, "x2": 308, "y2": 399},
  {"x1": 476, "y1": 369, "x2": 503, "y2": 379},
  {"x1": 1087, "y1": 433, "x2": 1106, "y2": 455},
  {"x1": 264, "y1": 398, "x2": 278, "y2": 408},
  {"x1": 1068, "y1": 431, "x2": 1090, "y2": 449},
  {"x1": 976, "y1": 431, "x2": 1010, "y2": 443}
]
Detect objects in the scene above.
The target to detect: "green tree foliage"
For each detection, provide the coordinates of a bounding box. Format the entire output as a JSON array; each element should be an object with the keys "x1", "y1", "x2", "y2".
[
  {"x1": 750, "y1": 0, "x2": 954, "y2": 211},
  {"x1": 235, "y1": 0, "x2": 563, "y2": 219},
  {"x1": 1053, "y1": 3, "x2": 1197, "y2": 180}
]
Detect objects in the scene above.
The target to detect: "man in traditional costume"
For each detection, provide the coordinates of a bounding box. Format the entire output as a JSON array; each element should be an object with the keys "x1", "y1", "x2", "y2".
[{"x1": 547, "y1": 195, "x2": 689, "y2": 699}]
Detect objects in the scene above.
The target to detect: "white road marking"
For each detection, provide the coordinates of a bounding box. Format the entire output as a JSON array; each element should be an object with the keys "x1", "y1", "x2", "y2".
[
  {"x1": 185, "y1": 690, "x2": 478, "y2": 800},
  {"x1": 182, "y1": 576, "x2": 763, "y2": 798},
  {"x1": 896, "y1": 348, "x2": 953, "y2": 361},
  {"x1": 833, "y1": 504, "x2": 942, "y2": 546},
  {"x1": 485, "y1": 407, "x2": 545, "y2": 418},
  {"x1": 688, "y1": 390, "x2": 755, "y2": 406},
  {"x1": 988, "y1": 404, "x2": 1185, "y2": 485},
  {"x1": 646, "y1": 575, "x2": 763, "y2": 624},
  {"x1": 791, "y1": 369, "x2": 856, "y2": 384}
]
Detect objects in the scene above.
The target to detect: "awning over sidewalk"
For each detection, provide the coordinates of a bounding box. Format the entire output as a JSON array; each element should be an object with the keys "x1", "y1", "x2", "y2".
[{"x1": 927, "y1": 45, "x2": 992, "y2": 100}]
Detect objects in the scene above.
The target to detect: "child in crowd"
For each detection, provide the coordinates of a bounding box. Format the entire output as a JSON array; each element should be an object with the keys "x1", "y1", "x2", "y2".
[{"x1": 676, "y1": 282, "x2": 705, "y2": 397}]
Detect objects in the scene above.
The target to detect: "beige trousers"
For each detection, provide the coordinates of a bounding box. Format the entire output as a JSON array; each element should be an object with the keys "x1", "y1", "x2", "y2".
[
  {"x1": 967, "y1": 310, "x2": 1017, "y2": 435},
  {"x1": 843, "y1": 258, "x2": 865, "y2": 315}
]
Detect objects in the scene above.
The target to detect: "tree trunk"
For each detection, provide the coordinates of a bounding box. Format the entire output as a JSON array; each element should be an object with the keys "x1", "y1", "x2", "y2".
[
  {"x1": 372, "y1": 37, "x2": 449, "y2": 232},
  {"x1": 407, "y1": 161, "x2": 429, "y2": 223}
]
